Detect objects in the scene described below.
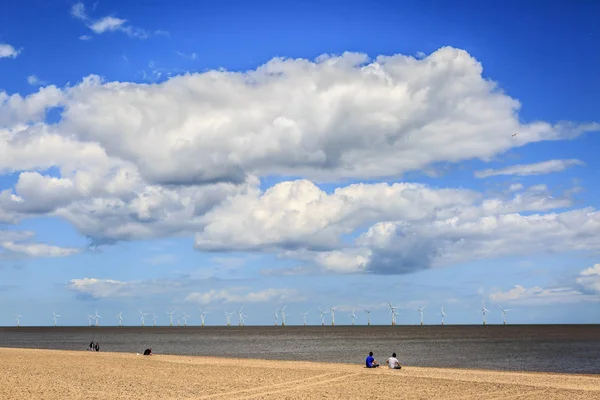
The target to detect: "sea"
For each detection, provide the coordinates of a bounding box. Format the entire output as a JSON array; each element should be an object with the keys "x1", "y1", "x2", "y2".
[{"x1": 1, "y1": 325, "x2": 598, "y2": 374}]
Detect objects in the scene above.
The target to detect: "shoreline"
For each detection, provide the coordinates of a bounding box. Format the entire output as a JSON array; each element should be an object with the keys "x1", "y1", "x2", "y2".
[
  {"x1": 1, "y1": 347, "x2": 599, "y2": 399},
  {"x1": 1, "y1": 346, "x2": 598, "y2": 378}
]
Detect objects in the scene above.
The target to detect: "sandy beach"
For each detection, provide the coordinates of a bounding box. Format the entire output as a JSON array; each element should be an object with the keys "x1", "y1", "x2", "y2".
[{"x1": 1, "y1": 347, "x2": 598, "y2": 399}]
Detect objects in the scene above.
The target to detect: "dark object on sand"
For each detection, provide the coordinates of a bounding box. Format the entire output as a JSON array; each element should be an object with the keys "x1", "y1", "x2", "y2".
[{"x1": 143, "y1": 348, "x2": 152, "y2": 356}]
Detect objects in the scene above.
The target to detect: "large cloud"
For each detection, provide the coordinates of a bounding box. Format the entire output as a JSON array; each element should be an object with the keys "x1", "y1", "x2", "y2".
[
  {"x1": 1, "y1": 46, "x2": 598, "y2": 268},
  {"x1": 28, "y1": 47, "x2": 595, "y2": 186},
  {"x1": 194, "y1": 179, "x2": 584, "y2": 273}
]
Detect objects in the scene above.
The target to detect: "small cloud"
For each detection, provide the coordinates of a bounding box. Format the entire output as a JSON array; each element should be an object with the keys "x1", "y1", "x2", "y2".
[
  {"x1": 489, "y1": 284, "x2": 600, "y2": 305},
  {"x1": 1, "y1": 241, "x2": 80, "y2": 258},
  {"x1": 90, "y1": 16, "x2": 127, "y2": 33},
  {"x1": 0, "y1": 43, "x2": 22, "y2": 59},
  {"x1": 71, "y1": 2, "x2": 88, "y2": 20},
  {"x1": 186, "y1": 288, "x2": 302, "y2": 305},
  {"x1": 416, "y1": 51, "x2": 426, "y2": 59},
  {"x1": 576, "y1": 264, "x2": 600, "y2": 293},
  {"x1": 26, "y1": 75, "x2": 48, "y2": 86},
  {"x1": 70, "y1": 2, "x2": 165, "y2": 40},
  {"x1": 475, "y1": 159, "x2": 585, "y2": 178},
  {"x1": 176, "y1": 51, "x2": 198, "y2": 60}
]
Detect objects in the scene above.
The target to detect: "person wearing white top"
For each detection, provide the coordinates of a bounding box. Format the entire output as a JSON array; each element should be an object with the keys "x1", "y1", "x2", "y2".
[{"x1": 386, "y1": 353, "x2": 401, "y2": 369}]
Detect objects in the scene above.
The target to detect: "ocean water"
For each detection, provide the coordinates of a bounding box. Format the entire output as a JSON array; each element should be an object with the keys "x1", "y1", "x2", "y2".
[{"x1": 1, "y1": 325, "x2": 598, "y2": 374}]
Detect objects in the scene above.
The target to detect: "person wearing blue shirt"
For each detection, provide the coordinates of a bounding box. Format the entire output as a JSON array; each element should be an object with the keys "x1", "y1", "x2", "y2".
[{"x1": 365, "y1": 351, "x2": 379, "y2": 368}]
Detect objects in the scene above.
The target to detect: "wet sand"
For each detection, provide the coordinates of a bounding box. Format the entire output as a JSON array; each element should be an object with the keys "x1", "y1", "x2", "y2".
[{"x1": 1, "y1": 347, "x2": 598, "y2": 399}]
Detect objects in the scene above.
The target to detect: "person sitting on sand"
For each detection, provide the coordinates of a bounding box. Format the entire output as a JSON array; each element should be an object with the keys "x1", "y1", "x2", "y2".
[
  {"x1": 95, "y1": 342, "x2": 100, "y2": 352},
  {"x1": 366, "y1": 352, "x2": 379, "y2": 368},
  {"x1": 89, "y1": 341, "x2": 94, "y2": 351},
  {"x1": 386, "y1": 353, "x2": 401, "y2": 369},
  {"x1": 143, "y1": 348, "x2": 152, "y2": 356}
]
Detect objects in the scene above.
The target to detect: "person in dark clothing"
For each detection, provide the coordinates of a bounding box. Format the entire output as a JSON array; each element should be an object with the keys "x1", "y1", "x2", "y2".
[
  {"x1": 95, "y1": 342, "x2": 100, "y2": 352},
  {"x1": 365, "y1": 351, "x2": 379, "y2": 368},
  {"x1": 143, "y1": 348, "x2": 152, "y2": 356},
  {"x1": 89, "y1": 341, "x2": 94, "y2": 351}
]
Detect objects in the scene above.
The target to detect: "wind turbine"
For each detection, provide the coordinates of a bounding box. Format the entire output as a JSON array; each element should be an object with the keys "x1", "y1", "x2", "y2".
[
  {"x1": 237, "y1": 307, "x2": 245, "y2": 327},
  {"x1": 87, "y1": 314, "x2": 93, "y2": 327},
  {"x1": 94, "y1": 310, "x2": 101, "y2": 327},
  {"x1": 280, "y1": 305, "x2": 288, "y2": 327},
  {"x1": 177, "y1": 314, "x2": 180, "y2": 327},
  {"x1": 417, "y1": 304, "x2": 427, "y2": 326},
  {"x1": 440, "y1": 304, "x2": 447, "y2": 325},
  {"x1": 166, "y1": 310, "x2": 175, "y2": 327},
  {"x1": 182, "y1": 311, "x2": 190, "y2": 327},
  {"x1": 388, "y1": 302, "x2": 398, "y2": 326},
  {"x1": 239, "y1": 310, "x2": 247, "y2": 326},
  {"x1": 498, "y1": 305, "x2": 510, "y2": 325},
  {"x1": 318, "y1": 308, "x2": 328, "y2": 326},
  {"x1": 117, "y1": 311, "x2": 123, "y2": 327},
  {"x1": 225, "y1": 311, "x2": 234, "y2": 327},
  {"x1": 199, "y1": 308, "x2": 208, "y2": 327},
  {"x1": 16, "y1": 314, "x2": 22, "y2": 327},
  {"x1": 274, "y1": 309, "x2": 280, "y2": 326},
  {"x1": 350, "y1": 309, "x2": 357, "y2": 326},
  {"x1": 301, "y1": 310, "x2": 310, "y2": 326},
  {"x1": 52, "y1": 311, "x2": 60, "y2": 327},
  {"x1": 152, "y1": 313, "x2": 158, "y2": 326},
  {"x1": 364, "y1": 309, "x2": 371, "y2": 326},
  {"x1": 140, "y1": 311, "x2": 149, "y2": 327},
  {"x1": 481, "y1": 300, "x2": 490, "y2": 325},
  {"x1": 329, "y1": 306, "x2": 339, "y2": 326}
]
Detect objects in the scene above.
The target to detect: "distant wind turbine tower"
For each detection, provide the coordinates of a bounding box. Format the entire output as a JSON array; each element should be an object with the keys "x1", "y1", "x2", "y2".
[
  {"x1": 140, "y1": 311, "x2": 149, "y2": 327},
  {"x1": 440, "y1": 304, "x2": 447, "y2": 325},
  {"x1": 52, "y1": 311, "x2": 60, "y2": 327},
  {"x1": 274, "y1": 309, "x2": 279, "y2": 326},
  {"x1": 152, "y1": 313, "x2": 158, "y2": 326},
  {"x1": 94, "y1": 310, "x2": 101, "y2": 327},
  {"x1": 117, "y1": 311, "x2": 123, "y2": 327},
  {"x1": 498, "y1": 305, "x2": 510, "y2": 325},
  {"x1": 225, "y1": 311, "x2": 234, "y2": 326},
  {"x1": 182, "y1": 311, "x2": 190, "y2": 326},
  {"x1": 364, "y1": 309, "x2": 371, "y2": 326},
  {"x1": 301, "y1": 310, "x2": 310, "y2": 326},
  {"x1": 388, "y1": 302, "x2": 398, "y2": 326},
  {"x1": 318, "y1": 308, "x2": 328, "y2": 326},
  {"x1": 280, "y1": 305, "x2": 288, "y2": 327},
  {"x1": 329, "y1": 306, "x2": 339, "y2": 326},
  {"x1": 481, "y1": 300, "x2": 490, "y2": 325},
  {"x1": 237, "y1": 307, "x2": 245, "y2": 327},
  {"x1": 16, "y1": 314, "x2": 22, "y2": 327},
  {"x1": 199, "y1": 309, "x2": 208, "y2": 327},
  {"x1": 350, "y1": 309, "x2": 357, "y2": 326},
  {"x1": 417, "y1": 304, "x2": 427, "y2": 326},
  {"x1": 166, "y1": 310, "x2": 175, "y2": 327},
  {"x1": 87, "y1": 314, "x2": 93, "y2": 327}
]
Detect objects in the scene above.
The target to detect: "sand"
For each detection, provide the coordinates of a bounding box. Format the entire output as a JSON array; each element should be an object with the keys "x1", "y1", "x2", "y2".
[{"x1": 1, "y1": 347, "x2": 598, "y2": 399}]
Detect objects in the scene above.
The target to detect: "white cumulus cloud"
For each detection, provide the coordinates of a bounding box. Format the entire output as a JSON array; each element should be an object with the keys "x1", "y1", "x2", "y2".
[{"x1": 0, "y1": 44, "x2": 21, "y2": 59}]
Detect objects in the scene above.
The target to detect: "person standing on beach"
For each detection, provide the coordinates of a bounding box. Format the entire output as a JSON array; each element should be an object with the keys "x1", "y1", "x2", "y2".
[
  {"x1": 365, "y1": 352, "x2": 379, "y2": 368},
  {"x1": 386, "y1": 353, "x2": 401, "y2": 369}
]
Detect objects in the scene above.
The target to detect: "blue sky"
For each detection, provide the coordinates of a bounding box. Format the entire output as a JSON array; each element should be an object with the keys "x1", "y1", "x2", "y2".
[{"x1": 1, "y1": 0, "x2": 599, "y2": 327}]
